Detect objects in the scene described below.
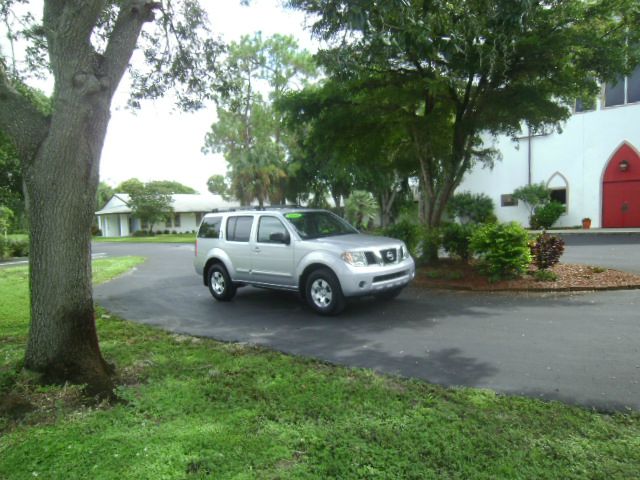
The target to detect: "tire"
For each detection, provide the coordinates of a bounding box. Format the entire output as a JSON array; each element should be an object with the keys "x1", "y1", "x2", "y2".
[
  {"x1": 305, "y1": 268, "x2": 345, "y2": 315},
  {"x1": 207, "y1": 264, "x2": 236, "y2": 301},
  {"x1": 375, "y1": 287, "x2": 404, "y2": 301}
]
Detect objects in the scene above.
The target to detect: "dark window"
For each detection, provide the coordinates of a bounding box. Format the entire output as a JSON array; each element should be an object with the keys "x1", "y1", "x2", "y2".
[
  {"x1": 195, "y1": 212, "x2": 203, "y2": 225},
  {"x1": 627, "y1": 65, "x2": 640, "y2": 103},
  {"x1": 198, "y1": 216, "x2": 222, "y2": 238},
  {"x1": 227, "y1": 216, "x2": 253, "y2": 242},
  {"x1": 550, "y1": 188, "x2": 567, "y2": 205},
  {"x1": 501, "y1": 194, "x2": 518, "y2": 207},
  {"x1": 174, "y1": 214, "x2": 181, "y2": 227},
  {"x1": 258, "y1": 216, "x2": 288, "y2": 243},
  {"x1": 605, "y1": 77, "x2": 625, "y2": 106}
]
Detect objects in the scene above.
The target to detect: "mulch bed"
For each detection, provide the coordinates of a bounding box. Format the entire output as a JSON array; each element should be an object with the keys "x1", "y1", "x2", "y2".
[{"x1": 414, "y1": 260, "x2": 640, "y2": 292}]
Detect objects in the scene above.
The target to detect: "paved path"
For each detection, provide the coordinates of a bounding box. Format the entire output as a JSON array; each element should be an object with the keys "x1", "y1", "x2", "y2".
[{"x1": 93, "y1": 240, "x2": 640, "y2": 411}]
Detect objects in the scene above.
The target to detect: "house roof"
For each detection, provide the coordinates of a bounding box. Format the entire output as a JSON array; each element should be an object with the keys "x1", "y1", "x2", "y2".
[{"x1": 95, "y1": 193, "x2": 242, "y2": 215}]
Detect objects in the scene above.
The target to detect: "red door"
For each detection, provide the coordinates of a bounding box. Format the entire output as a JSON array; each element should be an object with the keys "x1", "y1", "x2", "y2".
[{"x1": 602, "y1": 144, "x2": 640, "y2": 228}]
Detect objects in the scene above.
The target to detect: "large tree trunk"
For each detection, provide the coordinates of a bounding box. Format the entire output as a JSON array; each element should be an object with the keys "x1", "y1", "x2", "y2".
[
  {"x1": 0, "y1": 1, "x2": 158, "y2": 396},
  {"x1": 23, "y1": 73, "x2": 114, "y2": 395}
]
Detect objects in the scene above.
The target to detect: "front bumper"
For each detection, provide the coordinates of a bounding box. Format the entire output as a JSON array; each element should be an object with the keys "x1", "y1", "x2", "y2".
[{"x1": 338, "y1": 257, "x2": 416, "y2": 297}]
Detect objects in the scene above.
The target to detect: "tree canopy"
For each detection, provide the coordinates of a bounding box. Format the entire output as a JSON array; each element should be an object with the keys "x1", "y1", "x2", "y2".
[{"x1": 287, "y1": 0, "x2": 640, "y2": 226}]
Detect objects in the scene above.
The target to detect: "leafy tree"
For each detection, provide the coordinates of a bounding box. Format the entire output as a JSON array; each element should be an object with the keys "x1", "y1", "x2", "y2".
[
  {"x1": 288, "y1": 0, "x2": 640, "y2": 228},
  {"x1": 446, "y1": 192, "x2": 496, "y2": 225},
  {"x1": 145, "y1": 180, "x2": 196, "y2": 194},
  {"x1": 0, "y1": 1, "x2": 222, "y2": 395},
  {"x1": 512, "y1": 183, "x2": 551, "y2": 218},
  {"x1": 203, "y1": 33, "x2": 315, "y2": 207},
  {"x1": 129, "y1": 188, "x2": 173, "y2": 233},
  {"x1": 206, "y1": 174, "x2": 229, "y2": 196},
  {"x1": 115, "y1": 178, "x2": 146, "y2": 196},
  {"x1": 345, "y1": 190, "x2": 378, "y2": 229},
  {"x1": 0, "y1": 205, "x2": 13, "y2": 239},
  {"x1": 96, "y1": 181, "x2": 115, "y2": 210}
]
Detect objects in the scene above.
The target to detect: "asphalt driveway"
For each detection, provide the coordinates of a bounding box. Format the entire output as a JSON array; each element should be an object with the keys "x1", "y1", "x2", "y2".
[{"x1": 94, "y1": 239, "x2": 640, "y2": 411}]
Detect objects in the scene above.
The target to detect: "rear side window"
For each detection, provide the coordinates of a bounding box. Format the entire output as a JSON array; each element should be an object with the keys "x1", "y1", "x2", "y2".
[
  {"x1": 227, "y1": 216, "x2": 253, "y2": 242},
  {"x1": 198, "y1": 216, "x2": 222, "y2": 239}
]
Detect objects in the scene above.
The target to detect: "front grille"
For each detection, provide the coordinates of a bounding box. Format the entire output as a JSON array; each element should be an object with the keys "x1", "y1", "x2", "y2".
[
  {"x1": 380, "y1": 248, "x2": 398, "y2": 264},
  {"x1": 373, "y1": 270, "x2": 409, "y2": 283},
  {"x1": 364, "y1": 252, "x2": 378, "y2": 265}
]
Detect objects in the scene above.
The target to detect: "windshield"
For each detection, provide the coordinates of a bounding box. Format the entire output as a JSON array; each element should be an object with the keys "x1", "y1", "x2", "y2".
[{"x1": 284, "y1": 211, "x2": 358, "y2": 240}]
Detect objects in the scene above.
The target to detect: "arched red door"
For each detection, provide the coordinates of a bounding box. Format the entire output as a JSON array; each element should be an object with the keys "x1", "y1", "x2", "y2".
[{"x1": 602, "y1": 143, "x2": 640, "y2": 228}]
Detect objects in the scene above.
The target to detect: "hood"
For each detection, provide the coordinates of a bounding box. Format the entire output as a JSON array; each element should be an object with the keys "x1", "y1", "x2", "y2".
[{"x1": 306, "y1": 233, "x2": 403, "y2": 251}]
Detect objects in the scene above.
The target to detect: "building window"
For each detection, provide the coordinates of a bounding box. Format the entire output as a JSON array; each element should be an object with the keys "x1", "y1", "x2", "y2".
[
  {"x1": 173, "y1": 214, "x2": 181, "y2": 227},
  {"x1": 501, "y1": 194, "x2": 518, "y2": 207},
  {"x1": 604, "y1": 65, "x2": 640, "y2": 106},
  {"x1": 550, "y1": 188, "x2": 567, "y2": 205}
]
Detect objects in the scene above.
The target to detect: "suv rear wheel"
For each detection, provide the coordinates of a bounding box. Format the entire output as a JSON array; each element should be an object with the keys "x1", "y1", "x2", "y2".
[
  {"x1": 305, "y1": 268, "x2": 345, "y2": 315},
  {"x1": 208, "y1": 264, "x2": 236, "y2": 301}
]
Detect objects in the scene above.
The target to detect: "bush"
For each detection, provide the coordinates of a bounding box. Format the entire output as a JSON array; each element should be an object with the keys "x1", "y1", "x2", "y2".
[
  {"x1": 441, "y1": 223, "x2": 478, "y2": 262},
  {"x1": 421, "y1": 227, "x2": 442, "y2": 264},
  {"x1": 446, "y1": 192, "x2": 496, "y2": 224},
  {"x1": 0, "y1": 237, "x2": 9, "y2": 260},
  {"x1": 91, "y1": 225, "x2": 102, "y2": 236},
  {"x1": 383, "y1": 220, "x2": 422, "y2": 257},
  {"x1": 470, "y1": 222, "x2": 532, "y2": 281},
  {"x1": 531, "y1": 201, "x2": 565, "y2": 229},
  {"x1": 132, "y1": 230, "x2": 149, "y2": 237},
  {"x1": 529, "y1": 232, "x2": 565, "y2": 270},
  {"x1": 0, "y1": 237, "x2": 29, "y2": 259}
]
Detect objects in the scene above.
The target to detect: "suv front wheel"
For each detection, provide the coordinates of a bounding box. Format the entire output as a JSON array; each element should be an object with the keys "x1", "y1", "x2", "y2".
[
  {"x1": 208, "y1": 264, "x2": 236, "y2": 301},
  {"x1": 305, "y1": 268, "x2": 345, "y2": 315}
]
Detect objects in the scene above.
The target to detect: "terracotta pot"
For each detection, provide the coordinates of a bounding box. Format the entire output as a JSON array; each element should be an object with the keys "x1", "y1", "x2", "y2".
[{"x1": 582, "y1": 218, "x2": 591, "y2": 229}]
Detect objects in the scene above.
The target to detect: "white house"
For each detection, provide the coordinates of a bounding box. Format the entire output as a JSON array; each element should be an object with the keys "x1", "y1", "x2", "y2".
[
  {"x1": 96, "y1": 193, "x2": 242, "y2": 237},
  {"x1": 459, "y1": 70, "x2": 640, "y2": 229}
]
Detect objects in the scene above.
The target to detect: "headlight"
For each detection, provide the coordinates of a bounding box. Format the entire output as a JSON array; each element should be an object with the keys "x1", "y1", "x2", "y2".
[
  {"x1": 341, "y1": 251, "x2": 367, "y2": 267},
  {"x1": 401, "y1": 245, "x2": 409, "y2": 260}
]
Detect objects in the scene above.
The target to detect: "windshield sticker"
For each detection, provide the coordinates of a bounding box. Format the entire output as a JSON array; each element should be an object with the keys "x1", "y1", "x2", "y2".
[{"x1": 285, "y1": 213, "x2": 303, "y2": 219}]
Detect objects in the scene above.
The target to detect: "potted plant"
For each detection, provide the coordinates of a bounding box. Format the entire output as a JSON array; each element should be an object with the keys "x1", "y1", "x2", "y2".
[{"x1": 581, "y1": 217, "x2": 591, "y2": 229}]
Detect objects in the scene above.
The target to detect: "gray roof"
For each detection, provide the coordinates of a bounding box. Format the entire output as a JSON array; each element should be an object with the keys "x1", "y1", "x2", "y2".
[{"x1": 95, "y1": 193, "x2": 241, "y2": 215}]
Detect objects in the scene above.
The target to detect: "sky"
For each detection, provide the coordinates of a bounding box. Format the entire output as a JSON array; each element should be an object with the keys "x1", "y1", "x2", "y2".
[
  {"x1": 1, "y1": 0, "x2": 316, "y2": 194},
  {"x1": 101, "y1": 0, "x2": 316, "y2": 193}
]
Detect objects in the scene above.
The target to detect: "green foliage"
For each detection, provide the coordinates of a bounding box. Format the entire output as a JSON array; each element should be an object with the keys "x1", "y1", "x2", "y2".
[
  {"x1": 206, "y1": 174, "x2": 229, "y2": 196},
  {"x1": 0, "y1": 205, "x2": 13, "y2": 237},
  {"x1": 441, "y1": 223, "x2": 479, "y2": 262},
  {"x1": 345, "y1": 190, "x2": 378, "y2": 229},
  {"x1": 128, "y1": 187, "x2": 173, "y2": 233},
  {"x1": 531, "y1": 201, "x2": 566, "y2": 230},
  {"x1": 115, "y1": 179, "x2": 195, "y2": 196},
  {"x1": 470, "y1": 222, "x2": 532, "y2": 281},
  {"x1": 530, "y1": 232, "x2": 565, "y2": 270},
  {"x1": 512, "y1": 183, "x2": 551, "y2": 216},
  {"x1": 382, "y1": 219, "x2": 422, "y2": 257},
  {"x1": 421, "y1": 227, "x2": 443, "y2": 264},
  {"x1": 0, "y1": 235, "x2": 28, "y2": 260},
  {"x1": 115, "y1": 178, "x2": 145, "y2": 195},
  {"x1": 532, "y1": 269, "x2": 558, "y2": 282},
  {"x1": 446, "y1": 192, "x2": 496, "y2": 225},
  {"x1": 204, "y1": 33, "x2": 316, "y2": 206}
]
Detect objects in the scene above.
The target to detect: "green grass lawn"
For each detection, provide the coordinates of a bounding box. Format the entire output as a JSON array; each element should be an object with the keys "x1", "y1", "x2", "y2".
[
  {"x1": 94, "y1": 233, "x2": 196, "y2": 243},
  {"x1": 1, "y1": 260, "x2": 639, "y2": 479}
]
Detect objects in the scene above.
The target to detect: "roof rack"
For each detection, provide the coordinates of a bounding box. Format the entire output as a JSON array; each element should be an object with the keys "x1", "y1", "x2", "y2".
[{"x1": 209, "y1": 205, "x2": 308, "y2": 213}]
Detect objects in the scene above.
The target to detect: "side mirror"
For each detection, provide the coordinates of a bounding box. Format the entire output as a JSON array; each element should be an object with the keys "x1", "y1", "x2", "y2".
[{"x1": 269, "y1": 232, "x2": 290, "y2": 245}]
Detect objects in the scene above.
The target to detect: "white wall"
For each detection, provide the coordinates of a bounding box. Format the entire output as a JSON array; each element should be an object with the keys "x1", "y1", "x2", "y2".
[{"x1": 459, "y1": 102, "x2": 640, "y2": 228}]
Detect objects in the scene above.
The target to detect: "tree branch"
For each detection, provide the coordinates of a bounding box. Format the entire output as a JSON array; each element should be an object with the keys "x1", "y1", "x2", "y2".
[
  {"x1": 0, "y1": 64, "x2": 50, "y2": 162},
  {"x1": 102, "y1": 0, "x2": 161, "y2": 98}
]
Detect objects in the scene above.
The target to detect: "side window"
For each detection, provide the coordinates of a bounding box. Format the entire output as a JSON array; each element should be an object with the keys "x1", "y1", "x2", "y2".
[
  {"x1": 227, "y1": 216, "x2": 253, "y2": 242},
  {"x1": 198, "y1": 216, "x2": 222, "y2": 239},
  {"x1": 258, "y1": 216, "x2": 288, "y2": 243}
]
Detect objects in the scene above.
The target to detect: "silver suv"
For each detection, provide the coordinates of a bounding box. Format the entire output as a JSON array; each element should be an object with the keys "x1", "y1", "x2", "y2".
[{"x1": 194, "y1": 208, "x2": 415, "y2": 315}]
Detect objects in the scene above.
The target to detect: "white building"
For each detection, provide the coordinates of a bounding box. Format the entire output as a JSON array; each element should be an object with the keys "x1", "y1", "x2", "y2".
[
  {"x1": 459, "y1": 71, "x2": 640, "y2": 229},
  {"x1": 96, "y1": 193, "x2": 242, "y2": 237}
]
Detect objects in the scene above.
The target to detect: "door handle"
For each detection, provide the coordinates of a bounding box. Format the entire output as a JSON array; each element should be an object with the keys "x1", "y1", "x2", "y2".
[{"x1": 253, "y1": 246, "x2": 261, "y2": 252}]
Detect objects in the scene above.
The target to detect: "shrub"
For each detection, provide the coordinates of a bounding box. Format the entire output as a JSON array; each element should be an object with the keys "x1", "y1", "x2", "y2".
[
  {"x1": 9, "y1": 238, "x2": 29, "y2": 257},
  {"x1": 90, "y1": 225, "x2": 102, "y2": 236},
  {"x1": 0, "y1": 237, "x2": 9, "y2": 260},
  {"x1": 532, "y1": 269, "x2": 558, "y2": 282},
  {"x1": 512, "y1": 183, "x2": 551, "y2": 217},
  {"x1": 470, "y1": 222, "x2": 532, "y2": 281},
  {"x1": 446, "y1": 192, "x2": 496, "y2": 224},
  {"x1": 421, "y1": 227, "x2": 442, "y2": 264},
  {"x1": 345, "y1": 191, "x2": 379, "y2": 229},
  {"x1": 383, "y1": 220, "x2": 422, "y2": 257},
  {"x1": 529, "y1": 232, "x2": 565, "y2": 270},
  {"x1": 441, "y1": 222, "x2": 478, "y2": 262},
  {"x1": 531, "y1": 201, "x2": 565, "y2": 229},
  {"x1": 132, "y1": 230, "x2": 149, "y2": 237}
]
